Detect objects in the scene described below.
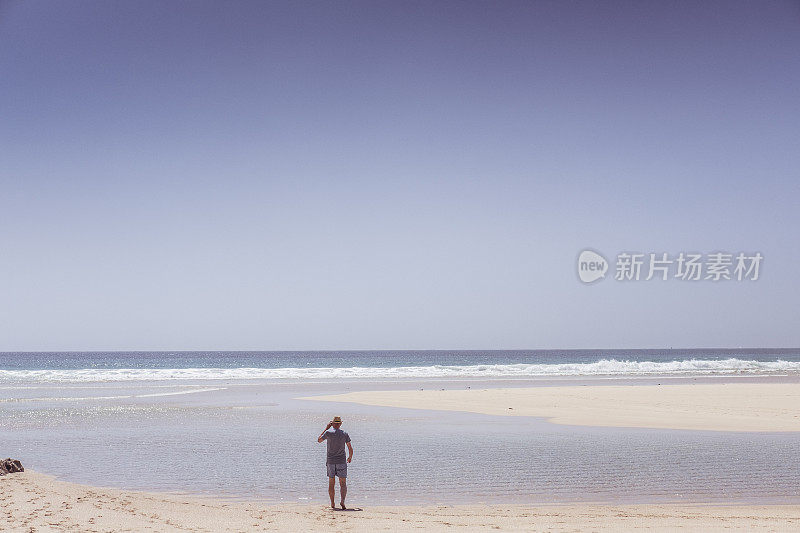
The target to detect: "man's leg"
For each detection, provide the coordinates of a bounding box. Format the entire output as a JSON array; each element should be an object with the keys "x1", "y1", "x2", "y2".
[
  {"x1": 339, "y1": 477, "x2": 347, "y2": 509},
  {"x1": 328, "y1": 477, "x2": 336, "y2": 509}
]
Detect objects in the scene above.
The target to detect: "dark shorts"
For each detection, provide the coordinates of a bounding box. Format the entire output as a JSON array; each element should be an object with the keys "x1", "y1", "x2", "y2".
[{"x1": 327, "y1": 463, "x2": 347, "y2": 478}]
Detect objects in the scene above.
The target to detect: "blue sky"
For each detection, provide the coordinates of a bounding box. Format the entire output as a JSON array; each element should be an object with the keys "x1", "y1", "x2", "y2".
[{"x1": 1, "y1": 1, "x2": 798, "y2": 350}]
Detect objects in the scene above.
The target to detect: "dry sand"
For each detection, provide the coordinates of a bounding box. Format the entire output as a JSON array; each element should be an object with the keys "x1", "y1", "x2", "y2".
[
  {"x1": 305, "y1": 382, "x2": 800, "y2": 432},
  {"x1": 2, "y1": 471, "x2": 798, "y2": 532}
]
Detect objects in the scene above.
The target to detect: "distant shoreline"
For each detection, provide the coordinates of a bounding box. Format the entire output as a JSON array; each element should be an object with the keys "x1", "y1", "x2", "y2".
[{"x1": 306, "y1": 381, "x2": 800, "y2": 432}]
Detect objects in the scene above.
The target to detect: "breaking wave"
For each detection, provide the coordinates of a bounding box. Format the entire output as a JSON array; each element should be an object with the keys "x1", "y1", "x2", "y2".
[{"x1": 1, "y1": 358, "x2": 798, "y2": 383}]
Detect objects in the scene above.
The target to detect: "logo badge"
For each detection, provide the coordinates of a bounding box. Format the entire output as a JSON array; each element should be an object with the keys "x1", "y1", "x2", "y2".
[{"x1": 577, "y1": 250, "x2": 608, "y2": 283}]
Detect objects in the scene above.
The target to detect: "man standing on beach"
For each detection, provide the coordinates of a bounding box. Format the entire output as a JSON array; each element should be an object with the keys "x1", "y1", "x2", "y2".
[{"x1": 317, "y1": 416, "x2": 353, "y2": 510}]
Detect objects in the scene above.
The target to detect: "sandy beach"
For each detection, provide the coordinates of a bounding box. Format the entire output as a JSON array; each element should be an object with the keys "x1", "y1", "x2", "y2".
[
  {"x1": 1, "y1": 470, "x2": 797, "y2": 532},
  {"x1": 305, "y1": 382, "x2": 800, "y2": 432},
  {"x1": 5, "y1": 378, "x2": 800, "y2": 530}
]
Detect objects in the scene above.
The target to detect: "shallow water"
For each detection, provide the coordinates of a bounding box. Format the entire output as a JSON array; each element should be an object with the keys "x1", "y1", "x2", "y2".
[{"x1": 2, "y1": 379, "x2": 799, "y2": 505}]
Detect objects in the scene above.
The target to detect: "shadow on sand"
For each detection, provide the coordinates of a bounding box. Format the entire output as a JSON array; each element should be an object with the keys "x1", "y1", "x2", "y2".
[{"x1": 332, "y1": 507, "x2": 363, "y2": 512}]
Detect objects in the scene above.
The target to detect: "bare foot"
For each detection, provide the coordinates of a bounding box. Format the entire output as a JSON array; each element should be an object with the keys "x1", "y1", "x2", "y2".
[
  {"x1": 330, "y1": 503, "x2": 336, "y2": 509},
  {"x1": 340, "y1": 503, "x2": 347, "y2": 510}
]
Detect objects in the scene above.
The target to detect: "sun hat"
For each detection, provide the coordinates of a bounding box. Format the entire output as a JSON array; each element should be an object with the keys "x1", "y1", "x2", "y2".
[{"x1": 332, "y1": 416, "x2": 342, "y2": 423}]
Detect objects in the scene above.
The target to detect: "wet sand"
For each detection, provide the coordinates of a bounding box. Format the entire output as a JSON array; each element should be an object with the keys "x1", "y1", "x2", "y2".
[{"x1": 2, "y1": 471, "x2": 798, "y2": 532}]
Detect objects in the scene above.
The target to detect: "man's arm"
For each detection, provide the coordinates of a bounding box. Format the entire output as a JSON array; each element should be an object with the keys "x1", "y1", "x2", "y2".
[
  {"x1": 346, "y1": 441, "x2": 353, "y2": 463},
  {"x1": 317, "y1": 422, "x2": 332, "y2": 443}
]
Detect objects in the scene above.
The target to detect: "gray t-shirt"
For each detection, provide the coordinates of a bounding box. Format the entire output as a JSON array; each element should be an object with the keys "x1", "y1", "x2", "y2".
[{"x1": 321, "y1": 428, "x2": 351, "y2": 465}]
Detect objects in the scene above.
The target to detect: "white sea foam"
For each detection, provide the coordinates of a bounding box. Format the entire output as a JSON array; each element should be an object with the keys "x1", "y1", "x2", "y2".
[
  {"x1": 0, "y1": 387, "x2": 226, "y2": 403},
  {"x1": 0, "y1": 358, "x2": 798, "y2": 383}
]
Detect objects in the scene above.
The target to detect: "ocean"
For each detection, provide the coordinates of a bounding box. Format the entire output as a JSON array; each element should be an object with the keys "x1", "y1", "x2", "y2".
[
  {"x1": 2, "y1": 349, "x2": 799, "y2": 505},
  {"x1": 1, "y1": 348, "x2": 799, "y2": 382}
]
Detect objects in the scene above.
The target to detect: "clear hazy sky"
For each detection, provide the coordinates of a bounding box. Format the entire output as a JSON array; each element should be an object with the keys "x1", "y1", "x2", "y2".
[{"x1": 1, "y1": 1, "x2": 798, "y2": 351}]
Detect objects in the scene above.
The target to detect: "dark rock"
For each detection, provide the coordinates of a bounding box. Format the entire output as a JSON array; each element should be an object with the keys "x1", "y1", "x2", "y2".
[{"x1": 0, "y1": 458, "x2": 24, "y2": 475}]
